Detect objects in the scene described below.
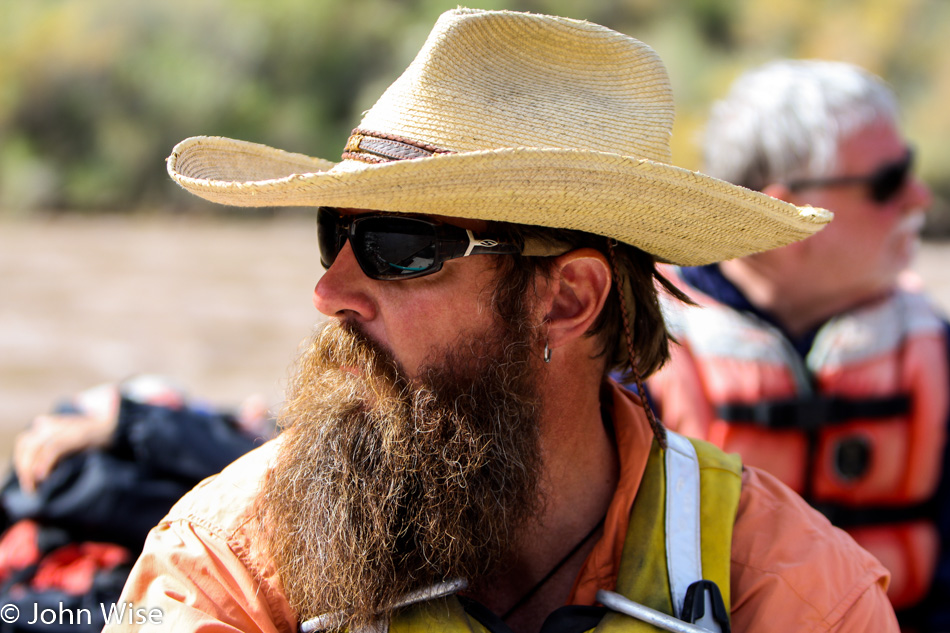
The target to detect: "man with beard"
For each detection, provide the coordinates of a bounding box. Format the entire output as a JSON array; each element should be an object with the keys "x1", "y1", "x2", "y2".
[
  {"x1": 645, "y1": 60, "x2": 947, "y2": 630},
  {"x1": 106, "y1": 9, "x2": 898, "y2": 633}
]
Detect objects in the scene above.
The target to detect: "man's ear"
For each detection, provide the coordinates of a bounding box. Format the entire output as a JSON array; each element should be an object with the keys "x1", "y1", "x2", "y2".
[{"x1": 543, "y1": 248, "x2": 612, "y2": 351}]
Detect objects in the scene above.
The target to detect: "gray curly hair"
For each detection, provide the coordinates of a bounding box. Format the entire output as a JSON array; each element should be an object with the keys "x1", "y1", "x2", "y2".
[{"x1": 703, "y1": 59, "x2": 899, "y2": 191}]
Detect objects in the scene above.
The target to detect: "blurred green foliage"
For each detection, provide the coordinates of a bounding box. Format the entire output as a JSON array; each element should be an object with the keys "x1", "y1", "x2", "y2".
[{"x1": 2, "y1": 0, "x2": 950, "y2": 227}]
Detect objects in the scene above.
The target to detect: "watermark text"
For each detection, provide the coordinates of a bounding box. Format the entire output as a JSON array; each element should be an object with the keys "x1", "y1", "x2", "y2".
[{"x1": 0, "y1": 602, "x2": 164, "y2": 626}]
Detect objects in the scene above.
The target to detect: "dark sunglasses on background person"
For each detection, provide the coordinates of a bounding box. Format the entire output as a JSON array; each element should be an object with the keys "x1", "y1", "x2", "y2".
[
  {"x1": 785, "y1": 149, "x2": 914, "y2": 204},
  {"x1": 317, "y1": 207, "x2": 569, "y2": 281}
]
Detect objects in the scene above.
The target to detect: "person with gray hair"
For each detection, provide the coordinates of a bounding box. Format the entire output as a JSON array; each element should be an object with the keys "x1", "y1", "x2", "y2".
[
  {"x1": 702, "y1": 59, "x2": 900, "y2": 194},
  {"x1": 648, "y1": 59, "x2": 946, "y2": 630}
]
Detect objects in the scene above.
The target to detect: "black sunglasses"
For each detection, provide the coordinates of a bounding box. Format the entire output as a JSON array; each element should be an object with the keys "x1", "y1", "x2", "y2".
[
  {"x1": 786, "y1": 149, "x2": 914, "y2": 204},
  {"x1": 317, "y1": 207, "x2": 565, "y2": 281}
]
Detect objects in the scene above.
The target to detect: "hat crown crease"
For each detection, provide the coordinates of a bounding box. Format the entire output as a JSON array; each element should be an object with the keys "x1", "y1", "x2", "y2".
[{"x1": 358, "y1": 9, "x2": 675, "y2": 163}]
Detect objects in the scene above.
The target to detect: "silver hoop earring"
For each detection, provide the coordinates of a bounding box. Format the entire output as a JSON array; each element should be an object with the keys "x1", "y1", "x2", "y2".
[{"x1": 543, "y1": 342, "x2": 552, "y2": 363}]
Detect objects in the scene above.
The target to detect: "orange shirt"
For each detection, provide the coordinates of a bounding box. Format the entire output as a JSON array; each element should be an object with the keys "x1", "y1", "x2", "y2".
[{"x1": 104, "y1": 381, "x2": 896, "y2": 632}]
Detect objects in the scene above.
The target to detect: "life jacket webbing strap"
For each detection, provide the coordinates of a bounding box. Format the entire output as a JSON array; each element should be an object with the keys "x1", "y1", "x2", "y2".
[
  {"x1": 664, "y1": 431, "x2": 702, "y2": 620},
  {"x1": 812, "y1": 499, "x2": 934, "y2": 527},
  {"x1": 716, "y1": 393, "x2": 910, "y2": 430}
]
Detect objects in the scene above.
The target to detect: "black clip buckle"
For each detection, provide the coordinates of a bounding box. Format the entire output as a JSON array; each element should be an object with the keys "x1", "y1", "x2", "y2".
[{"x1": 682, "y1": 580, "x2": 730, "y2": 633}]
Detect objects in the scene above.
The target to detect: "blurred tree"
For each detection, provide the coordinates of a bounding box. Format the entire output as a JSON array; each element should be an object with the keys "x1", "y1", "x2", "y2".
[{"x1": 1, "y1": 0, "x2": 948, "y2": 230}]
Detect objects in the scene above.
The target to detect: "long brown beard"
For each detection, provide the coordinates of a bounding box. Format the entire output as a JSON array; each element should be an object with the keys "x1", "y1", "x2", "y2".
[{"x1": 258, "y1": 313, "x2": 544, "y2": 627}]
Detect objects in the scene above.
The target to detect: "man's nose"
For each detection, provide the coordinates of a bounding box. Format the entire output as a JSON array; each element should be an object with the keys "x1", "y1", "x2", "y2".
[
  {"x1": 903, "y1": 173, "x2": 933, "y2": 213},
  {"x1": 313, "y1": 241, "x2": 377, "y2": 321}
]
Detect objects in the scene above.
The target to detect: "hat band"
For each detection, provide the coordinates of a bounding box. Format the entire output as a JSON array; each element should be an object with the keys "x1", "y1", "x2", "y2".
[{"x1": 342, "y1": 128, "x2": 453, "y2": 164}]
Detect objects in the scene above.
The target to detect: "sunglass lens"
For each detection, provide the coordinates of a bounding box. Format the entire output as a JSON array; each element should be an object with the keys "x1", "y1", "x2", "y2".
[
  {"x1": 870, "y1": 154, "x2": 912, "y2": 203},
  {"x1": 317, "y1": 207, "x2": 347, "y2": 269},
  {"x1": 352, "y1": 217, "x2": 439, "y2": 279}
]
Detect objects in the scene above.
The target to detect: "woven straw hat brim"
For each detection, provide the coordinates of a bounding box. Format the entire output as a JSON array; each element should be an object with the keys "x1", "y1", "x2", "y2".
[{"x1": 168, "y1": 135, "x2": 832, "y2": 266}]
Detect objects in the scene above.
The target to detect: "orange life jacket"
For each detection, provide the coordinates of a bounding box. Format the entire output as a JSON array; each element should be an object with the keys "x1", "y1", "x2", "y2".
[{"x1": 653, "y1": 276, "x2": 949, "y2": 611}]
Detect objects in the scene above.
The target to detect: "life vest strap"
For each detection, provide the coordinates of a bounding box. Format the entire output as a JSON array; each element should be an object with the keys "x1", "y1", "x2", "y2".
[
  {"x1": 812, "y1": 499, "x2": 934, "y2": 527},
  {"x1": 716, "y1": 394, "x2": 910, "y2": 430},
  {"x1": 663, "y1": 432, "x2": 702, "y2": 619}
]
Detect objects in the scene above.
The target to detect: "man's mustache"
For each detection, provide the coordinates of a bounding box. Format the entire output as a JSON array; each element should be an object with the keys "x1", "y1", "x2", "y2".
[
  {"x1": 327, "y1": 320, "x2": 414, "y2": 369},
  {"x1": 897, "y1": 211, "x2": 926, "y2": 236},
  {"x1": 312, "y1": 320, "x2": 409, "y2": 389}
]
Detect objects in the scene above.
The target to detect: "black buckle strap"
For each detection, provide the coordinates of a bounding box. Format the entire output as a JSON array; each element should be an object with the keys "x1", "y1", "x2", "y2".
[
  {"x1": 716, "y1": 394, "x2": 910, "y2": 430},
  {"x1": 682, "y1": 581, "x2": 730, "y2": 633},
  {"x1": 812, "y1": 499, "x2": 934, "y2": 528}
]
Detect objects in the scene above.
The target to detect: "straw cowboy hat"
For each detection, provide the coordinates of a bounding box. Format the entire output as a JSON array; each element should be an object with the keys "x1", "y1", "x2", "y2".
[{"x1": 167, "y1": 8, "x2": 831, "y2": 266}]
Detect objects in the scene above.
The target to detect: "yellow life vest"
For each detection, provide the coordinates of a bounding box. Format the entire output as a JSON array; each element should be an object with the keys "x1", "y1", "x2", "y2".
[{"x1": 305, "y1": 432, "x2": 742, "y2": 633}]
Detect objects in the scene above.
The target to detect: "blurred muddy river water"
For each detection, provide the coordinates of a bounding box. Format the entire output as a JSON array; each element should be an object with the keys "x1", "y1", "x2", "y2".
[
  {"x1": 0, "y1": 214, "x2": 323, "y2": 464},
  {"x1": 2, "y1": 214, "x2": 950, "y2": 468}
]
